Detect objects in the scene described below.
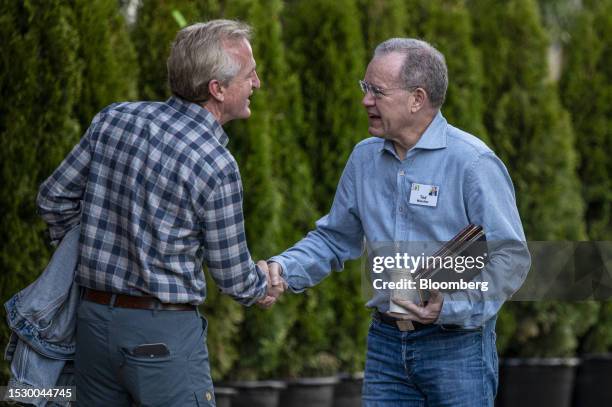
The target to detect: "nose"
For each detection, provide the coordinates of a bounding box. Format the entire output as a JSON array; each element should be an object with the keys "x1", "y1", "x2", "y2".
[
  {"x1": 362, "y1": 92, "x2": 375, "y2": 108},
  {"x1": 252, "y1": 71, "x2": 261, "y2": 89}
]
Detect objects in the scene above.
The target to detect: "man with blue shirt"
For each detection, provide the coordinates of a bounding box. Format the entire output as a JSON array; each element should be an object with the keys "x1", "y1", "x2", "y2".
[
  {"x1": 269, "y1": 38, "x2": 529, "y2": 406},
  {"x1": 37, "y1": 20, "x2": 284, "y2": 406}
]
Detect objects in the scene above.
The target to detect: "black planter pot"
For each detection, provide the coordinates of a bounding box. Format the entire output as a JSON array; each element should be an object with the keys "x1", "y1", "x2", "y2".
[
  {"x1": 572, "y1": 354, "x2": 612, "y2": 407},
  {"x1": 279, "y1": 376, "x2": 339, "y2": 407},
  {"x1": 226, "y1": 380, "x2": 286, "y2": 407},
  {"x1": 333, "y1": 372, "x2": 364, "y2": 407},
  {"x1": 213, "y1": 387, "x2": 236, "y2": 407},
  {"x1": 496, "y1": 357, "x2": 578, "y2": 407}
]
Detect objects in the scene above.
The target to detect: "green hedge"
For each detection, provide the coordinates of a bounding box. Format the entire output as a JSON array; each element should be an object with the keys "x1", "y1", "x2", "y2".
[
  {"x1": 1, "y1": 0, "x2": 609, "y2": 383},
  {"x1": 559, "y1": 0, "x2": 611, "y2": 241},
  {"x1": 469, "y1": 0, "x2": 592, "y2": 357},
  {"x1": 560, "y1": 0, "x2": 612, "y2": 353}
]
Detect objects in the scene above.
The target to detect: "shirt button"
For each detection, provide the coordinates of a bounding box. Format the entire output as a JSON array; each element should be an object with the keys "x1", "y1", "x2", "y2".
[
  {"x1": 399, "y1": 170, "x2": 405, "y2": 176},
  {"x1": 399, "y1": 207, "x2": 404, "y2": 213}
]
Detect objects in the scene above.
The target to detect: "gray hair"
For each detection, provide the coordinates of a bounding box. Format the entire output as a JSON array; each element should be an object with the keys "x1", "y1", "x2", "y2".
[
  {"x1": 167, "y1": 20, "x2": 252, "y2": 103},
  {"x1": 374, "y1": 38, "x2": 448, "y2": 109}
]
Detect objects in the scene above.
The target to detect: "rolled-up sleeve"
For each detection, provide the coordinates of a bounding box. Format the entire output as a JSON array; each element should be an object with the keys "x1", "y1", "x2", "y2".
[{"x1": 37, "y1": 121, "x2": 96, "y2": 245}]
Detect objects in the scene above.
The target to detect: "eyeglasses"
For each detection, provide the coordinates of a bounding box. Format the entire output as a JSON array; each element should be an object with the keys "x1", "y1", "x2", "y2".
[{"x1": 358, "y1": 79, "x2": 417, "y2": 99}]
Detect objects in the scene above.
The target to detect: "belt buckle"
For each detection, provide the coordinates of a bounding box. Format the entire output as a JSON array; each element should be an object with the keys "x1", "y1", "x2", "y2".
[{"x1": 396, "y1": 319, "x2": 415, "y2": 332}]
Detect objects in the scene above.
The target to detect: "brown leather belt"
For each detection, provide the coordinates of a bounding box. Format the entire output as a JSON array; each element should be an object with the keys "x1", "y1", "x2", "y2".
[
  {"x1": 375, "y1": 311, "x2": 428, "y2": 331},
  {"x1": 83, "y1": 288, "x2": 196, "y2": 311}
]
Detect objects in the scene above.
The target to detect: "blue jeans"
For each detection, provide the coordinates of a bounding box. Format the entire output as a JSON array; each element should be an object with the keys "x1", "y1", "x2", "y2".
[
  {"x1": 362, "y1": 316, "x2": 498, "y2": 407},
  {"x1": 74, "y1": 299, "x2": 215, "y2": 406}
]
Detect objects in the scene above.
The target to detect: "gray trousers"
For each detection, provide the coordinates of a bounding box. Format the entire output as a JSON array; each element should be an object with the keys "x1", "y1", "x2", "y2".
[{"x1": 74, "y1": 298, "x2": 215, "y2": 406}]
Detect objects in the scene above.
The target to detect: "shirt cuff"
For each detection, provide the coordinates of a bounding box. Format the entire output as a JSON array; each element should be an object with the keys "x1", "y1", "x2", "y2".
[
  {"x1": 268, "y1": 255, "x2": 306, "y2": 293},
  {"x1": 231, "y1": 263, "x2": 268, "y2": 306},
  {"x1": 435, "y1": 292, "x2": 473, "y2": 326}
]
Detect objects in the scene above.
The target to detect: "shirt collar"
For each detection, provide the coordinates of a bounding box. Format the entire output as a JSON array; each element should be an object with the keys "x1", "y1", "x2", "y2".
[
  {"x1": 412, "y1": 110, "x2": 448, "y2": 151},
  {"x1": 166, "y1": 96, "x2": 229, "y2": 147},
  {"x1": 380, "y1": 110, "x2": 448, "y2": 158}
]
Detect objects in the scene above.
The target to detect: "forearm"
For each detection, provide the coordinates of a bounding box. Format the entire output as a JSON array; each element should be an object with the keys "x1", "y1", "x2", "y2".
[
  {"x1": 270, "y1": 219, "x2": 364, "y2": 292},
  {"x1": 37, "y1": 187, "x2": 83, "y2": 244},
  {"x1": 208, "y1": 259, "x2": 268, "y2": 306},
  {"x1": 271, "y1": 151, "x2": 363, "y2": 291}
]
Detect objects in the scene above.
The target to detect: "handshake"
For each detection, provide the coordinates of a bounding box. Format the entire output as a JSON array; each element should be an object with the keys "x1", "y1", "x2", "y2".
[{"x1": 256, "y1": 261, "x2": 287, "y2": 308}]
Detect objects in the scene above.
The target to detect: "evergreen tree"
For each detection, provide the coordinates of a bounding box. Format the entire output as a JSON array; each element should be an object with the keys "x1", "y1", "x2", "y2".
[
  {"x1": 357, "y1": 0, "x2": 408, "y2": 56},
  {"x1": 560, "y1": 0, "x2": 612, "y2": 353},
  {"x1": 469, "y1": 0, "x2": 585, "y2": 239},
  {"x1": 282, "y1": 0, "x2": 371, "y2": 376},
  {"x1": 559, "y1": 0, "x2": 612, "y2": 241},
  {"x1": 220, "y1": 0, "x2": 283, "y2": 260},
  {"x1": 403, "y1": 0, "x2": 487, "y2": 140},
  {"x1": 0, "y1": 0, "x2": 81, "y2": 378},
  {"x1": 132, "y1": 0, "x2": 203, "y2": 100},
  {"x1": 245, "y1": 1, "x2": 317, "y2": 245},
  {"x1": 71, "y1": 0, "x2": 138, "y2": 128},
  {"x1": 284, "y1": 0, "x2": 367, "y2": 210},
  {"x1": 469, "y1": 0, "x2": 590, "y2": 357}
]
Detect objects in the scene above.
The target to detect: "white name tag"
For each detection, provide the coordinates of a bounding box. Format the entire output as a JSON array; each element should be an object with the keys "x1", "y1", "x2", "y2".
[{"x1": 409, "y1": 183, "x2": 439, "y2": 207}]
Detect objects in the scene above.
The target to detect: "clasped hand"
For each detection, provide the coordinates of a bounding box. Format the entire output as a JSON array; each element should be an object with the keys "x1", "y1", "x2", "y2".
[
  {"x1": 256, "y1": 261, "x2": 287, "y2": 308},
  {"x1": 387, "y1": 290, "x2": 444, "y2": 324}
]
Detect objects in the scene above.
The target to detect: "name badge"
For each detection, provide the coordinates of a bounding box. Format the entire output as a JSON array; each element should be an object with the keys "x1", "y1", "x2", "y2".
[{"x1": 409, "y1": 183, "x2": 439, "y2": 207}]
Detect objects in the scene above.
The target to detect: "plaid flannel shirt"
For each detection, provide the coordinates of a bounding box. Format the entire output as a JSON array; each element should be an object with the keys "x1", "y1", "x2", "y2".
[{"x1": 37, "y1": 96, "x2": 267, "y2": 305}]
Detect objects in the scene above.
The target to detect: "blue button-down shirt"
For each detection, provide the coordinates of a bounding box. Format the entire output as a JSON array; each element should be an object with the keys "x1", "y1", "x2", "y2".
[
  {"x1": 271, "y1": 112, "x2": 530, "y2": 327},
  {"x1": 37, "y1": 96, "x2": 267, "y2": 305}
]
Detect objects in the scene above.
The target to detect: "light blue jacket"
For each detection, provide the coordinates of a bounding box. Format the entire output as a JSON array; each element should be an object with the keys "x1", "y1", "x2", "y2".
[{"x1": 4, "y1": 226, "x2": 79, "y2": 406}]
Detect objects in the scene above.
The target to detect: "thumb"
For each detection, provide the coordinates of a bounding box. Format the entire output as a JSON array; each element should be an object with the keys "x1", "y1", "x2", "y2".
[
  {"x1": 269, "y1": 262, "x2": 282, "y2": 286},
  {"x1": 257, "y1": 260, "x2": 271, "y2": 285}
]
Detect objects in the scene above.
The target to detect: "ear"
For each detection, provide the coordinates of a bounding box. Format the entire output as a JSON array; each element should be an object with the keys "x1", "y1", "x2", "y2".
[
  {"x1": 208, "y1": 79, "x2": 225, "y2": 102},
  {"x1": 410, "y1": 88, "x2": 428, "y2": 113}
]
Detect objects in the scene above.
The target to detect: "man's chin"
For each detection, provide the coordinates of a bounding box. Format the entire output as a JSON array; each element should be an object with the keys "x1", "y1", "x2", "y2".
[
  {"x1": 367, "y1": 126, "x2": 384, "y2": 137},
  {"x1": 238, "y1": 109, "x2": 251, "y2": 120}
]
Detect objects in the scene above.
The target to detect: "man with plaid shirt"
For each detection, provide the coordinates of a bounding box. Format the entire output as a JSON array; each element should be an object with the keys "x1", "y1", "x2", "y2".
[{"x1": 37, "y1": 20, "x2": 283, "y2": 406}]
